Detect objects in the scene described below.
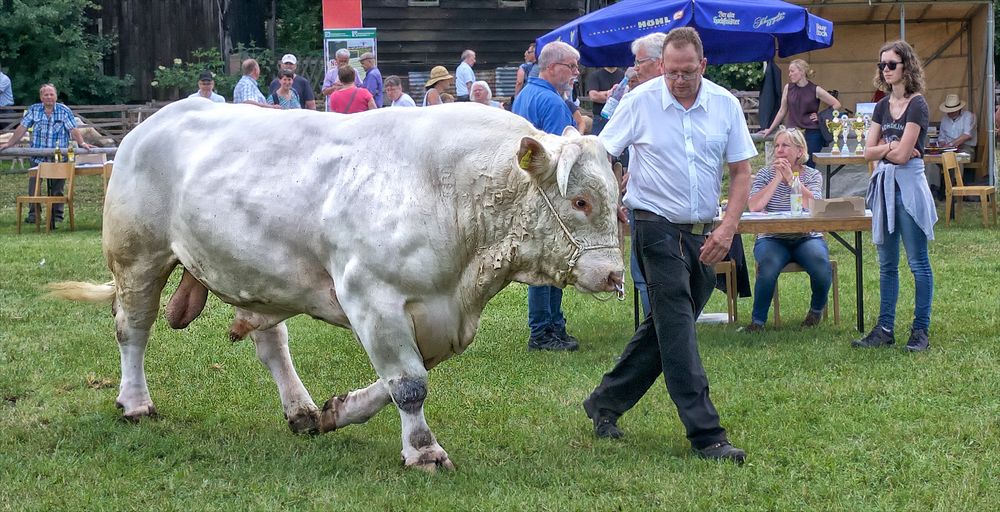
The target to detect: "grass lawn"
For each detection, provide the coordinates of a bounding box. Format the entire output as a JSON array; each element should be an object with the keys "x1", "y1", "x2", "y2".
[{"x1": 1, "y1": 157, "x2": 998, "y2": 510}]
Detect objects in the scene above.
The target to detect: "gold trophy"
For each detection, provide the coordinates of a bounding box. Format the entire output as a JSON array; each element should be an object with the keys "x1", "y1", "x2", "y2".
[
  {"x1": 827, "y1": 110, "x2": 843, "y2": 155},
  {"x1": 839, "y1": 114, "x2": 851, "y2": 155},
  {"x1": 851, "y1": 116, "x2": 866, "y2": 155}
]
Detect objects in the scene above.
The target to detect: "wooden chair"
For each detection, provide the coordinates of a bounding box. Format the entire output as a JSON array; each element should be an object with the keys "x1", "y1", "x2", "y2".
[
  {"x1": 941, "y1": 151, "x2": 997, "y2": 227},
  {"x1": 715, "y1": 260, "x2": 738, "y2": 323},
  {"x1": 768, "y1": 260, "x2": 840, "y2": 327},
  {"x1": 16, "y1": 162, "x2": 76, "y2": 233}
]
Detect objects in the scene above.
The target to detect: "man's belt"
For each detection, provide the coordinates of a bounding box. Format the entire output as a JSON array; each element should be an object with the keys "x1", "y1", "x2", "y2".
[{"x1": 633, "y1": 209, "x2": 713, "y2": 236}]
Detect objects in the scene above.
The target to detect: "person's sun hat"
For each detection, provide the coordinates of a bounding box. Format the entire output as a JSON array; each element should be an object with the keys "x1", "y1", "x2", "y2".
[
  {"x1": 939, "y1": 94, "x2": 966, "y2": 113},
  {"x1": 425, "y1": 66, "x2": 454, "y2": 88}
]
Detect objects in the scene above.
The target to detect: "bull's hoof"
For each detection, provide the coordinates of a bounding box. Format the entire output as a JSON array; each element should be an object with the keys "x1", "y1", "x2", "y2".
[
  {"x1": 286, "y1": 408, "x2": 321, "y2": 435},
  {"x1": 318, "y1": 395, "x2": 346, "y2": 433},
  {"x1": 115, "y1": 400, "x2": 158, "y2": 422},
  {"x1": 402, "y1": 446, "x2": 455, "y2": 473}
]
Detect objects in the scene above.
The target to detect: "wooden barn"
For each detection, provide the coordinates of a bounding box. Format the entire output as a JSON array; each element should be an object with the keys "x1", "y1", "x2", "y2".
[{"x1": 92, "y1": 0, "x2": 603, "y2": 101}]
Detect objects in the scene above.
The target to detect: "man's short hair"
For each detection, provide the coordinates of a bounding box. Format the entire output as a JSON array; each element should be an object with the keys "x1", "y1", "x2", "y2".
[
  {"x1": 338, "y1": 65, "x2": 356, "y2": 84},
  {"x1": 384, "y1": 75, "x2": 402, "y2": 88},
  {"x1": 663, "y1": 27, "x2": 704, "y2": 60},
  {"x1": 360, "y1": 52, "x2": 375, "y2": 62},
  {"x1": 631, "y1": 32, "x2": 667, "y2": 59},
  {"x1": 242, "y1": 59, "x2": 258, "y2": 75},
  {"x1": 335, "y1": 48, "x2": 350, "y2": 59},
  {"x1": 39, "y1": 83, "x2": 57, "y2": 94},
  {"x1": 461, "y1": 49, "x2": 475, "y2": 61},
  {"x1": 537, "y1": 41, "x2": 580, "y2": 71}
]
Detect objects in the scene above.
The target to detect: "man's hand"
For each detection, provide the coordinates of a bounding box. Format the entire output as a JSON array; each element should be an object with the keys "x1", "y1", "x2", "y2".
[
  {"x1": 699, "y1": 224, "x2": 734, "y2": 265},
  {"x1": 620, "y1": 171, "x2": 630, "y2": 196},
  {"x1": 617, "y1": 206, "x2": 628, "y2": 224}
]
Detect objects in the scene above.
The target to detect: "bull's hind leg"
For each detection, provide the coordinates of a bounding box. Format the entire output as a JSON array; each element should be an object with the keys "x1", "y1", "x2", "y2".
[
  {"x1": 243, "y1": 314, "x2": 321, "y2": 434},
  {"x1": 111, "y1": 262, "x2": 175, "y2": 420},
  {"x1": 318, "y1": 379, "x2": 393, "y2": 432}
]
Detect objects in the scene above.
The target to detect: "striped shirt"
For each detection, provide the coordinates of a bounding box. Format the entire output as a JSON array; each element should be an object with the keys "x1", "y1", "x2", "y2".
[
  {"x1": 233, "y1": 75, "x2": 266, "y2": 104},
  {"x1": 21, "y1": 103, "x2": 78, "y2": 165},
  {"x1": 750, "y1": 165, "x2": 823, "y2": 239}
]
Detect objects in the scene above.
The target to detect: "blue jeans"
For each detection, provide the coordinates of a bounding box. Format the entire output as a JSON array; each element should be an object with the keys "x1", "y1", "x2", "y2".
[
  {"x1": 527, "y1": 285, "x2": 565, "y2": 338},
  {"x1": 628, "y1": 210, "x2": 651, "y2": 318},
  {"x1": 875, "y1": 188, "x2": 934, "y2": 331},
  {"x1": 751, "y1": 236, "x2": 832, "y2": 325},
  {"x1": 804, "y1": 128, "x2": 824, "y2": 169}
]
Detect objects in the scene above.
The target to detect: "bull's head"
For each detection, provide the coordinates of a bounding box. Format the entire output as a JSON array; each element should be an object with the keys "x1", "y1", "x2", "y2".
[{"x1": 516, "y1": 127, "x2": 624, "y2": 295}]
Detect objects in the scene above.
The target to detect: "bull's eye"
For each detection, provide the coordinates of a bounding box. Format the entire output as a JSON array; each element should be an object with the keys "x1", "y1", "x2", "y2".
[
  {"x1": 574, "y1": 199, "x2": 588, "y2": 209},
  {"x1": 571, "y1": 196, "x2": 591, "y2": 216}
]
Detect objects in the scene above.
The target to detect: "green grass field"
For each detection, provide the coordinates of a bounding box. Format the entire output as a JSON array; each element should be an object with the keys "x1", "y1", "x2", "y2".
[{"x1": 1, "y1": 160, "x2": 998, "y2": 510}]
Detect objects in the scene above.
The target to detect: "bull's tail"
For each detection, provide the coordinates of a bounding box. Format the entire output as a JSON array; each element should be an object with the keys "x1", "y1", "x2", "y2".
[{"x1": 46, "y1": 280, "x2": 117, "y2": 303}]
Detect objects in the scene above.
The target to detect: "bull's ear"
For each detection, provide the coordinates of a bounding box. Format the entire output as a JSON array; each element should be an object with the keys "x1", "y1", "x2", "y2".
[
  {"x1": 561, "y1": 125, "x2": 580, "y2": 138},
  {"x1": 517, "y1": 136, "x2": 552, "y2": 177},
  {"x1": 555, "y1": 143, "x2": 582, "y2": 197}
]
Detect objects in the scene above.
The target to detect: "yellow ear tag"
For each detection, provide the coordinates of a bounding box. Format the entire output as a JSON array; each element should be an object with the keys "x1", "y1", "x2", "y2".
[{"x1": 519, "y1": 149, "x2": 533, "y2": 170}]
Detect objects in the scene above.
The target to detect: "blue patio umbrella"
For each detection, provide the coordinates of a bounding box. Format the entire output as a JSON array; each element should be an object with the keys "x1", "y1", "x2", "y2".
[{"x1": 537, "y1": 0, "x2": 834, "y2": 67}]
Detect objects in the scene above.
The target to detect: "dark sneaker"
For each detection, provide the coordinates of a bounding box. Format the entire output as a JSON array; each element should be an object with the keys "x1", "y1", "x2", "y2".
[
  {"x1": 741, "y1": 322, "x2": 765, "y2": 334},
  {"x1": 801, "y1": 310, "x2": 823, "y2": 327},
  {"x1": 527, "y1": 332, "x2": 579, "y2": 351},
  {"x1": 694, "y1": 441, "x2": 746, "y2": 464},
  {"x1": 851, "y1": 326, "x2": 895, "y2": 348},
  {"x1": 582, "y1": 397, "x2": 623, "y2": 439},
  {"x1": 550, "y1": 326, "x2": 580, "y2": 346},
  {"x1": 905, "y1": 329, "x2": 930, "y2": 352}
]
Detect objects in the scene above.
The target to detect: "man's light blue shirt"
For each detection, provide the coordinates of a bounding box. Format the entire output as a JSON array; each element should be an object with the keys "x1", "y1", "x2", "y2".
[
  {"x1": 188, "y1": 91, "x2": 226, "y2": 103},
  {"x1": 512, "y1": 77, "x2": 574, "y2": 135},
  {"x1": 455, "y1": 62, "x2": 475, "y2": 96},
  {"x1": 0, "y1": 71, "x2": 13, "y2": 107},
  {"x1": 233, "y1": 75, "x2": 266, "y2": 104},
  {"x1": 600, "y1": 76, "x2": 757, "y2": 224}
]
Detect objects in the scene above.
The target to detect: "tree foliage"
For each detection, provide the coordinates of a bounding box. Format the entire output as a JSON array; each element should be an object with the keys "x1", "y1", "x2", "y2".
[
  {"x1": 705, "y1": 62, "x2": 764, "y2": 91},
  {"x1": 0, "y1": 0, "x2": 133, "y2": 104},
  {"x1": 151, "y1": 46, "x2": 275, "y2": 101},
  {"x1": 275, "y1": 0, "x2": 323, "y2": 57}
]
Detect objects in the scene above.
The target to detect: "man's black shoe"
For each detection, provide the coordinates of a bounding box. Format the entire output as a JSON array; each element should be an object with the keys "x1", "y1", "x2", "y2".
[
  {"x1": 527, "y1": 332, "x2": 578, "y2": 351},
  {"x1": 550, "y1": 326, "x2": 580, "y2": 346},
  {"x1": 582, "y1": 397, "x2": 623, "y2": 439},
  {"x1": 694, "y1": 441, "x2": 746, "y2": 464},
  {"x1": 851, "y1": 326, "x2": 895, "y2": 348}
]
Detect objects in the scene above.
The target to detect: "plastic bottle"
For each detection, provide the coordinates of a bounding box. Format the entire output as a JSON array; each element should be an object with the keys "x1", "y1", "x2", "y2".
[
  {"x1": 600, "y1": 73, "x2": 632, "y2": 120},
  {"x1": 789, "y1": 171, "x2": 803, "y2": 216}
]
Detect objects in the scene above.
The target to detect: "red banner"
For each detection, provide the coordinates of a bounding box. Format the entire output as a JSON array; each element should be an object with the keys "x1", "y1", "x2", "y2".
[{"x1": 322, "y1": 0, "x2": 362, "y2": 29}]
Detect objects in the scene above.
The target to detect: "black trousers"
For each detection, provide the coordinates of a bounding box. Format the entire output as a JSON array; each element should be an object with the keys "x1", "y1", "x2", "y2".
[
  {"x1": 587, "y1": 218, "x2": 727, "y2": 449},
  {"x1": 26, "y1": 176, "x2": 65, "y2": 222}
]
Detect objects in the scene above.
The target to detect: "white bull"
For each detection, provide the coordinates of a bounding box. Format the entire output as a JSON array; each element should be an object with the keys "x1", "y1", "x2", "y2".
[{"x1": 50, "y1": 99, "x2": 624, "y2": 471}]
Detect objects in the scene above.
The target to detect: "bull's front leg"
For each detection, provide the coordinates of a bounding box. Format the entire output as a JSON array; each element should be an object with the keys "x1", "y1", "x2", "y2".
[{"x1": 340, "y1": 300, "x2": 454, "y2": 472}]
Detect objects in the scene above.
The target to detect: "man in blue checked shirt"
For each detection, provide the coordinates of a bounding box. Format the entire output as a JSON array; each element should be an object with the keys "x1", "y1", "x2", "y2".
[{"x1": 0, "y1": 83, "x2": 93, "y2": 227}]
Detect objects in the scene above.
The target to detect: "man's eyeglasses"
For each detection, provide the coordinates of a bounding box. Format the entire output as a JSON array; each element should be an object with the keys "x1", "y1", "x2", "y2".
[
  {"x1": 877, "y1": 61, "x2": 901, "y2": 71},
  {"x1": 554, "y1": 62, "x2": 580, "y2": 71},
  {"x1": 665, "y1": 71, "x2": 700, "y2": 82},
  {"x1": 634, "y1": 57, "x2": 656, "y2": 66}
]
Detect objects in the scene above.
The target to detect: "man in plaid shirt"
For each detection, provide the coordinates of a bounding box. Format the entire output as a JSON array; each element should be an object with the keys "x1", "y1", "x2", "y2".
[
  {"x1": 233, "y1": 59, "x2": 278, "y2": 109},
  {"x1": 0, "y1": 83, "x2": 92, "y2": 226}
]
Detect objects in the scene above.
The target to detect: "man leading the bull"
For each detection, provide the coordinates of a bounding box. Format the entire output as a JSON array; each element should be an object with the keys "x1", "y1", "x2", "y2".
[
  {"x1": 584, "y1": 27, "x2": 754, "y2": 463},
  {"x1": 512, "y1": 41, "x2": 584, "y2": 352}
]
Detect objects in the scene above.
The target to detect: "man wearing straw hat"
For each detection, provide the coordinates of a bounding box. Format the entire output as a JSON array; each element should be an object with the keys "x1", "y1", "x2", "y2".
[{"x1": 938, "y1": 93, "x2": 977, "y2": 158}]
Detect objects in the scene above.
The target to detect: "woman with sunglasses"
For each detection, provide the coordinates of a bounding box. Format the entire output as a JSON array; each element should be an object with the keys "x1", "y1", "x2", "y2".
[
  {"x1": 854, "y1": 40, "x2": 935, "y2": 352},
  {"x1": 758, "y1": 59, "x2": 841, "y2": 167}
]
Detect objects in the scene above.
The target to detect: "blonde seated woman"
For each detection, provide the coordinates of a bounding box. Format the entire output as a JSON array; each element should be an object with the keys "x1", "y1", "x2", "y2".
[{"x1": 745, "y1": 127, "x2": 832, "y2": 332}]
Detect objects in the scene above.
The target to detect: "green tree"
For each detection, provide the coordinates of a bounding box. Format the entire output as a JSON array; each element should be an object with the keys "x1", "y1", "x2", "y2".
[
  {"x1": 275, "y1": 0, "x2": 323, "y2": 57},
  {"x1": 705, "y1": 62, "x2": 764, "y2": 91},
  {"x1": 0, "y1": 0, "x2": 132, "y2": 104}
]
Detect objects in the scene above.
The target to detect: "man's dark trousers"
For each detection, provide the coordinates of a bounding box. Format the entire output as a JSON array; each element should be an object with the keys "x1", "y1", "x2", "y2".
[
  {"x1": 26, "y1": 175, "x2": 65, "y2": 222},
  {"x1": 587, "y1": 217, "x2": 727, "y2": 449}
]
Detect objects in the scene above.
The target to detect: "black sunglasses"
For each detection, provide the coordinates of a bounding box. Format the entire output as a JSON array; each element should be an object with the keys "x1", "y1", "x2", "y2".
[{"x1": 877, "y1": 61, "x2": 902, "y2": 71}]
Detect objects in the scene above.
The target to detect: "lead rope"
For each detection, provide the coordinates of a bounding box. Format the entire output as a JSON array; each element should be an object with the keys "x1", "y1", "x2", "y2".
[{"x1": 534, "y1": 184, "x2": 625, "y2": 301}]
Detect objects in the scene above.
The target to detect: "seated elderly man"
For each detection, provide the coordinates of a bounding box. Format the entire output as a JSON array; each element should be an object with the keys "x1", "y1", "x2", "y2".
[
  {"x1": 938, "y1": 94, "x2": 977, "y2": 157},
  {"x1": 383, "y1": 75, "x2": 415, "y2": 107},
  {"x1": 470, "y1": 80, "x2": 502, "y2": 108}
]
